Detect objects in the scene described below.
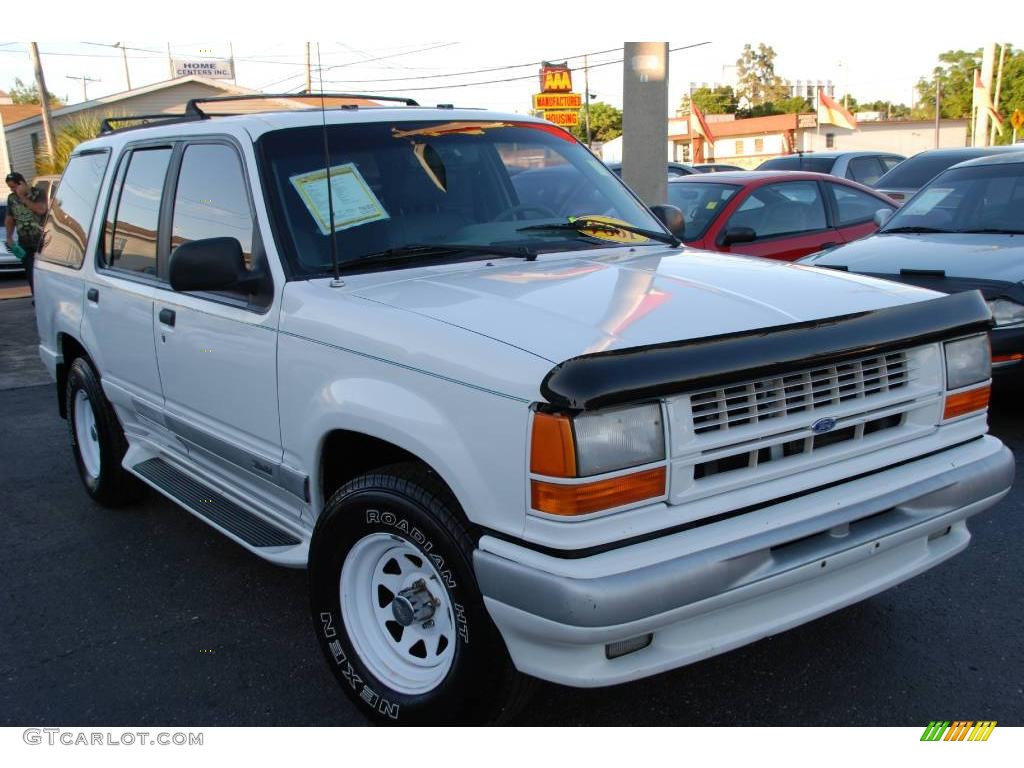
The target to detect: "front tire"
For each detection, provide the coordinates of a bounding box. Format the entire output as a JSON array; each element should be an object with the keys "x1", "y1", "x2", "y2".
[
  {"x1": 309, "y1": 463, "x2": 531, "y2": 725},
  {"x1": 66, "y1": 357, "x2": 144, "y2": 506}
]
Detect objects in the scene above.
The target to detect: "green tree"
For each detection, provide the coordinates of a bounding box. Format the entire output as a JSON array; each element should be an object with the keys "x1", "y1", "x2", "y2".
[
  {"x1": 571, "y1": 101, "x2": 622, "y2": 144},
  {"x1": 34, "y1": 115, "x2": 102, "y2": 174},
  {"x1": 8, "y1": 77, "x2": 62, "y2": 106},
  {"x1": 735, "y1": 43, "x2": 789, "y2": 112},
  {"x1": 678, "y1": 85, "x2": 738, "y2": 115}
]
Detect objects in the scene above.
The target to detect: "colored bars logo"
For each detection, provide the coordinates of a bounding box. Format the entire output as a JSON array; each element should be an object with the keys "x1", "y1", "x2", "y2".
[{"x1": 920, "y1": 721, "x2": 997, "y2": 741}]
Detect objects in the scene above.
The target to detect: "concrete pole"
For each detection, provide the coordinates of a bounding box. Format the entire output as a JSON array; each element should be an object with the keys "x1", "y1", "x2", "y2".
[
  {"x1": 621, "y1": 42, "x2": 669, "y2": 206},
  {"x1": 990, "y1": 44, "x2": 1006, "y2": 146},
  {"x1": 28, "y1": 43, "x2": 56, "y2": 164},
  {"x1": 975, "y1": 43, "x2": 996, "y2": 147},
  {"x1": 583, "y1": 55, "x2": 592, "y2": 147},
  {"x1": 119, "y1": 44, "x2": 131, "y2": 91},
  {"x1": 305, "y1": 43, "x2": 312, "y2": 94},
  {"x1": 167, "y1": 43, "x2": 174, "y2": 79}
]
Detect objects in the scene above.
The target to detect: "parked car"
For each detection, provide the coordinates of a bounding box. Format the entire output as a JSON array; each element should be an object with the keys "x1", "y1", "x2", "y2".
[
  {"x1": 606, "y1": 160, "x2": 695, "y2": 177},
  {"x1": 0, "y1": 204, "x2": 25, "y2": 274},
  {"x1": 873, "y1": 146, "x2": 1023, "y2": 204},
  {"x1": 757, "y1": 151, "x2": 905, "y2": 185},
  {"x1": 667, "y1": 170, "x2": 898, "y2": 260},
  {"x1": 803, "y1": 151, "x2": 1024, "y2": 376},
  {"x1": 691, "y1": 163, "x2": 746, "y2": 173},
  {"x1": 33, "y1": 100, "x2": 1012, "y2": 725}
]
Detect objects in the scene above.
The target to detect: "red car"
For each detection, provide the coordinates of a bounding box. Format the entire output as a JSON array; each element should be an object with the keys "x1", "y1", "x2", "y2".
[{"x1": 666, "y1": 171, "x2": 898, "y2": 261}]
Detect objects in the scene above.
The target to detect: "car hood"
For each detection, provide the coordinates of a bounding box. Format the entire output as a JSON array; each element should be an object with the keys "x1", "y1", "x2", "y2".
[
  {"x1": 805, "y1": 232, "x2": 1024, "y2": 285},
  {"x1": 350, "y1": 246, "x2": 935, "y2": 363}
]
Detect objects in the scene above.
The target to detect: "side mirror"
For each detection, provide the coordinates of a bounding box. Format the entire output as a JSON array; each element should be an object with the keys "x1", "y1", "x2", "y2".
[
  {"x1": 721, "y1": 226, "x2": 757, "y2": 246},
  {"x1": 873, "y1": 208, "x2": 894, "y2": 227},
  {"x1": 650, "y1": 204, "x2": 686, "y2": 239},
  {"x1": 169, "y1": 237, "x2": 260, "y2": 294}
]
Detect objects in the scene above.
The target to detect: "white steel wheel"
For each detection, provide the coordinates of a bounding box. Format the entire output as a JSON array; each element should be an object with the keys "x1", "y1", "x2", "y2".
[
  {"x1": 73, "y1": 389, "x2": 101, "y2": 481},
  {"x1": 340, "y1": 532, "x2": 456, "y2": 695}
]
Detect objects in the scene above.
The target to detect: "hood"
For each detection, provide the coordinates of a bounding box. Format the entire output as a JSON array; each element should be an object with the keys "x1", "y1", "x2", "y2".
[
  {"x1": 350, "y1": 247, "x2": 936, "y2": 363},
  {"x1": 806, "y1": 232, "x2": 1024, "y2": 285}
]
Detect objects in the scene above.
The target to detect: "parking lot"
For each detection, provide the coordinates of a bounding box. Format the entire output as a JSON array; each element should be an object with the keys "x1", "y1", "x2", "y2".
[{"x1": 0, "y1": 283, "x2": 1021, "y2": 727}]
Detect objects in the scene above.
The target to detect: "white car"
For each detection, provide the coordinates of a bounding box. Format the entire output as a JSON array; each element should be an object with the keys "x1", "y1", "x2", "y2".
[{"x1": 32, "y1": 99, "x2": 1014, "y2": 725}]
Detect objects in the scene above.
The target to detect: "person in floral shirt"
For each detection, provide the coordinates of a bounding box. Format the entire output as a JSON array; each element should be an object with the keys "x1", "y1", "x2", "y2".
[{"x1": 5, "y1": 171, "x2": 48, "y2": 294}]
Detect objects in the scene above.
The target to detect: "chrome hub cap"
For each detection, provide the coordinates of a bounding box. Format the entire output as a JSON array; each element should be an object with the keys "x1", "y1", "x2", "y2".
[{"x1": 340, "y1": 533, "x2": 456, "y2": 695}]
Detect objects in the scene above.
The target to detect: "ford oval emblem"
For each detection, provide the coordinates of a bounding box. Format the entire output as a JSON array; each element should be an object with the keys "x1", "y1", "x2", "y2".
[{"x1": 811, "y1": 417, "x2": 837, "y2": 434}]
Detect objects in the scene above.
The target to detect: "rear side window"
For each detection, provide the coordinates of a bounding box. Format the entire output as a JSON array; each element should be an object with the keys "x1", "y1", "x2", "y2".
[
  {"x1": 832, "y1": 183, "x2": 889, "y2": 226},
  {"x1": 847, "y1": 156, "x2": 884, "y2": 185},
  {"x1": 171, "y1": 143, "x2": 255, "y2": 268},
  {"x1": 38, "y1": 151, "x2": 109, "y2": 268},
  {"x1": 103, "y1": 147, "x2": 172, "y2": 276},
  {"x1": 729, "y1": 181, "x2": 827, "y2": 238}
]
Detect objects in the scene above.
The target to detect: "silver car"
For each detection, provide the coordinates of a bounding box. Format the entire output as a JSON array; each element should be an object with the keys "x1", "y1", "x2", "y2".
[
  {"x1": 757, "y1": 150, "x2": 904, "y2": 185},
  {"x1": 873, "y1": 146, "x2": 1024, "y2": 204}
]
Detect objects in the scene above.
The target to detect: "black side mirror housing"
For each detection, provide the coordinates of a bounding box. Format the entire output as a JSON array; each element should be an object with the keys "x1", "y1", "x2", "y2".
[
  {"x1": 650, "y1": 204, "x2": 686, "y2": 239},
  {"x1": 169, "y1": 237, "x2": 262, "y2": 294},
  {"x1": 721, "y1": 226, "x2": 757, "y2": 246}
]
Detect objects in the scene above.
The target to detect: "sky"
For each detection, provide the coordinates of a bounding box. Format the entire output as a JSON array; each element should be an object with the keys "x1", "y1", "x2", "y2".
[{"x1": 0, "y1": 2, "x2": 1018, "y2": 116}]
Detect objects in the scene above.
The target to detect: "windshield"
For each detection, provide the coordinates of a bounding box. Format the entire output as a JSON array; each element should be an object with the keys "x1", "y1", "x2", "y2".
[
  {"x1": 880, "y1": 161, "x2": 1024, "y2": 235},
  {"x1": 257, "y1": 120, "x2": 665, "y2": 276},
  {"x1": 875, "y1": 152, "x2": 994, "y2": 190},
  {"x1": 666, "y1": 181, "x2": 740, "y2": 241},
  {"x1": 757, "y1": 156, "x2": 834, "y2": 173}
]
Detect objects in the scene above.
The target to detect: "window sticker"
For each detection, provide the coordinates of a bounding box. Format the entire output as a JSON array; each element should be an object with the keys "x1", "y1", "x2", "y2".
[
  {"x1": 289, "y1": 163, "x2": 389, "y2": 235},
  {"x1": 572, "y1": 215, "x2": 651, "y2": 244},
  {"x1": 391, "y1": 122, "x2": 511, "y2": 139},
  {"x1": 902, "y1": 187, "x2": 954, "y2": 216},
  {"x1": 706, "y1": 201, "x2": 718, "y2": 210}
]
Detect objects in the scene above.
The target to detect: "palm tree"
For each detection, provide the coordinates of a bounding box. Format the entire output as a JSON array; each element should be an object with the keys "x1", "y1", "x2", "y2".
[{"x1": 34, "y1": 115, "x2": 103, "y2": 175}]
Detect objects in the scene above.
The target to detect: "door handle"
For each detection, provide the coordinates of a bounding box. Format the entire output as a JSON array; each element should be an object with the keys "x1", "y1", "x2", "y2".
[
  {"x1": 159, "y1": 308, "x2": 176, "y2": 327},
  {"x1": 86, "y1": 288, "x2": 99, "y2": 303}
]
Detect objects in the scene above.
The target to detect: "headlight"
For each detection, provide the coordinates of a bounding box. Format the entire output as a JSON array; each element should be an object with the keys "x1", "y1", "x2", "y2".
[
  {"x1": 987, "y1": 298, "x2": 1024, "y2": 327},
  {"x1": 530, "y1": 403, "x2": 667, "y2": 516},
  {"x1": 944, "y1": 334, "x2": 991, "y2": 391}
]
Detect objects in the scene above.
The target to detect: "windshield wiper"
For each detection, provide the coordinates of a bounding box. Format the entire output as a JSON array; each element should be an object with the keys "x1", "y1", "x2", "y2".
[
  {"x1": 881, "y1": 226, "x2": 953, "y2": 234},
  {"x1": 341, "y1": 242, "x2": 538, "y2": 272},
  {"x1": 517, "y1": 217, "x2": 681, "y2": 246},
  {"x1": 955, "y1": 228, "x2": 1023, "y2": 235}
]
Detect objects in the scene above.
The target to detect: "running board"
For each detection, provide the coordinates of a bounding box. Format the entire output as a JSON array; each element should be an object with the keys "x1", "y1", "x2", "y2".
[{"x1": 133, "y1": 457, "x2": 301, "y2": 548}]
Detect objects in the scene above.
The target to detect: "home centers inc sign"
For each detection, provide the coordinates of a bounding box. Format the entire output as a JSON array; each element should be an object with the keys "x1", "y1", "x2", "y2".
[
  {"x1": 172, "y1": 58, "x2": 235, "y2": 79},
  {"x1": 535, "y1": 61, "x2": 580, "y2": 128}
]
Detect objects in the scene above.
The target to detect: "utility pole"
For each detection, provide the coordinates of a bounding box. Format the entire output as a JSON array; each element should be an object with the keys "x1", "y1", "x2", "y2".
[
  {"x1": 583, "y1": 54, "x2": 591, "y2": 147},
  {"x1": 990, "y1": 43, "x2": 1006, "y2": 146},
  {"x1": 167, "y1": 43, "x2": 174, "y2": 79},
  {"x1": 229, "y1": 42, "x2": 237, "y2": 84},
  {"x1": 28, "y1": 43, "x2": 56, "y2": 163},
  {"x1": 934, "y1": 68, "x2": 941, "y2": 148},
  {"x1": 66, "y1": 75, "x2": 100, "y2": 102},
  {"x1": 114, "y1": 43, "x2": 131, "y2": 90},
  {"x1": 305, "y1": 43, "x2": 312, "y2": 94}
]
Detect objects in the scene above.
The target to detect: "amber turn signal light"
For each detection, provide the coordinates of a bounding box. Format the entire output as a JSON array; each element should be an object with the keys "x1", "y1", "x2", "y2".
[
  {"x1": 943, "y1": 385, "x2": 990, "y2": 420},
  {"x1": 530, "y1": 412, "x2": 577, "y2": 477},
  {"x1": 531, "y1": 467, "x2": 666, "y2": 516}
]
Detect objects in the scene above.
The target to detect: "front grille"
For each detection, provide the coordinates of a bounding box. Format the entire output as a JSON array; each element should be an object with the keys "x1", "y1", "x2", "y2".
[{"x1": 690, "y1": 351, "x2": 910, "y2": 435}]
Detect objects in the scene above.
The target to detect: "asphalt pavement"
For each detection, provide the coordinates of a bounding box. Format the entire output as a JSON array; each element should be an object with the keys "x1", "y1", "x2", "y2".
[{"x1": 1, "y1": 285, "x2": 1021, "y2": 727}]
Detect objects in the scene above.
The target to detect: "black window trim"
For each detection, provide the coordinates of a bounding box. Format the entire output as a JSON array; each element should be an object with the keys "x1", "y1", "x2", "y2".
[
  {"x1": 719, "y1": 179, "x2": 837, "y2": 246},
  {"x1": 37, "y1": 147, "x2": 111, "y2": 271},
  {"x1": 96, "y1": 134, "x2": 272, "y2": 314},
  {"x1": 95, "y1": 139, "x2": 176, "y2": 286}
]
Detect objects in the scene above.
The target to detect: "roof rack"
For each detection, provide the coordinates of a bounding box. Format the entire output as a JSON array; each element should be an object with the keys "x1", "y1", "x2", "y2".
[{"x1": 98, "y1": 93, "x2": 421, "y2": 135}]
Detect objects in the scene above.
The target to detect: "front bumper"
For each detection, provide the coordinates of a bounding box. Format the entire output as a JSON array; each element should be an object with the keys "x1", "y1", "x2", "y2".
[{"x1": 474, "y1": 435, "x2": 1013, "y2": 687}]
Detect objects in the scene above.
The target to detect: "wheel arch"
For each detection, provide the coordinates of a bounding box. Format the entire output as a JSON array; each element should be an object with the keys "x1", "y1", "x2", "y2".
[{"x1": 56, "y1": 332, "x2": 94, "y2": 419}]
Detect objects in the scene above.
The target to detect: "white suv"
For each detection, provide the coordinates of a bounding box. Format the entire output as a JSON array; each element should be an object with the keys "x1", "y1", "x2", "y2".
[{"x1": 33, "y1": 97, "x2": 1014, "y2": 725}]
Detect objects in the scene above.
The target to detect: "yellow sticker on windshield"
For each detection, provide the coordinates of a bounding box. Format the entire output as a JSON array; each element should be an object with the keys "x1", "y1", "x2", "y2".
[
  {"x1": 706, "y1": 201, "x2": 718, "y2": 210},
  {"x1": 571, "y1": 215, "x2": 651, "y2": 244}
]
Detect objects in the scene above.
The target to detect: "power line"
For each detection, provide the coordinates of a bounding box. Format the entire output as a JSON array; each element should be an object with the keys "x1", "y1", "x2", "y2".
[{"x1": 320, "y1": 42, "x2": 711, "y2": 93}]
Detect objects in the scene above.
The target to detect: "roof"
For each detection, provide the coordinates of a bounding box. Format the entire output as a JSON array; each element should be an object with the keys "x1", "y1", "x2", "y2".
[
  {"x1": 909, "y1": 145, "x2": 1024, "y2": 158},
  {"x1": 5, "y1": 76, "x2": 254, "y2": 127},
  {"x1": 0, "y1": 104, "x2": 43, "y2": 126},
  {"x1": 668, "y1": 170, "x2": 892, "y2": 196},
  {"x1": 950, "y1": 150, "x2": 1024, "y2": 168},
  {"x1": 670, "y1": 113, "x2": 800, "y2": 140},
  {"x1": 73, "y1": 107, "x2": 544, "y2": 149}
]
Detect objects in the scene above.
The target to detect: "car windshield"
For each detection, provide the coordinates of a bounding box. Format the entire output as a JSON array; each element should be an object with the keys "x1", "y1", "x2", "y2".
[
  {"x1": 666, "y1": 182, "x2": 739, "y2": 241},
  {"x1": 757, "y1": 156, "x2": 834, "y2": 173},
  {"x1": 880, "y1": 161, "x2": 1024, "y2": 235},
  {"x1": 257, "y1": 120, "x2": 665, "y2": 276}
]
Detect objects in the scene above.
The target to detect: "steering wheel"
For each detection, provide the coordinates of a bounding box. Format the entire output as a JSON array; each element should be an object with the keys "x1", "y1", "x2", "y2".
[{"x1": 493, "y1": 203, "x2": 558, "y2": 222}]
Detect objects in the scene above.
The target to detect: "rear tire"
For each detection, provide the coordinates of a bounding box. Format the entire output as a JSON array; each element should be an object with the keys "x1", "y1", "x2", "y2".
[
  {"x1": 66, "y1": 357, "x2": 145, "y2": 506},
  {"x1": 309, "y1": 462, "x2": 532, "y2": 725}
]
